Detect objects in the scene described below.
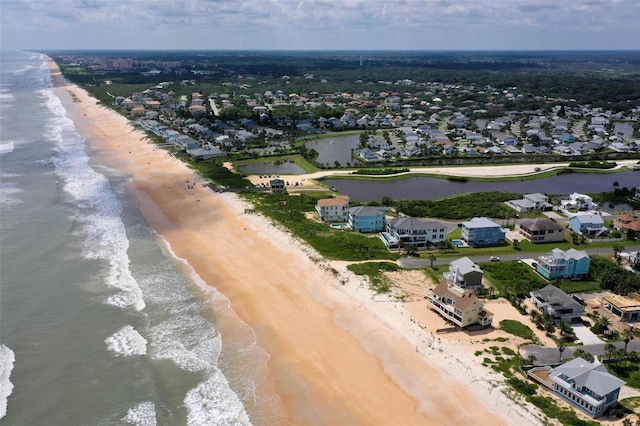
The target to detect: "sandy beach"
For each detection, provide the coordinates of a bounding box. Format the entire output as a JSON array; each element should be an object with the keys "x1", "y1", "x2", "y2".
[{"x1": 49, "y1": 60, "x2": 545, "y2": 425}]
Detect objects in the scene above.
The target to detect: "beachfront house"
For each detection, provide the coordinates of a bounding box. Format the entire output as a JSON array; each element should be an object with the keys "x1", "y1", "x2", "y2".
[
  {"x1": 507, "y1": 193, "x2": 553, "y2": 213},
  {"x1": 568, "y1": 214, "x2": 606, "y2": 237},
  {"x1": 348, "y1": 206, "x2": 386, "y2": 233},
  {"x1": 427, "y1": 281, "x2": 493, "y2": 328},
  {"x1": 443, "y1": 257, "x2": 483, "y2": 289},
  {"x1": 529, "y1": 285, "x2": 585, "y2": 322},
  {"x1": 383, "y1": 217, "x2": 451, "y2": 250},
  {"x1": 536, "y1": 248, "x2": 590, "y2": 280},
  {"x1": 516, "y1": 218, "x2": 565, "y2": 243},
  {"x1": 461, "y1": 217, "x2": 505, "y2": 247},
  {"x1": 549, "y1": 357, "x2": 625, "y2": 418},
  {"x1": 601, "y1": 294, "x2": 640, "y2": 323},
  {"x1": 316, "y1": 195, "x2": 350, "y2": 222}
]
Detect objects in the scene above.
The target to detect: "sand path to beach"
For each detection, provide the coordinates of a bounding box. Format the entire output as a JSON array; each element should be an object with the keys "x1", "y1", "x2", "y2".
[{"x1": 50, "y1": 61, "x2": 541, "y2": 425}]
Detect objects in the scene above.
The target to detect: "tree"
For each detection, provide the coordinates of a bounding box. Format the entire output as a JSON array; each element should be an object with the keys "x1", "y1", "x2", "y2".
[
  {"x1": 404, "y1": 244, "x2": 417, "y2": 257},
  {"x1": 594, "y1": 316, "x2": 611, "y2": 335},
  {"x1": 604, "y1": 343, "x2": 617, "y2": 362},
  {"x1": 512, "y1": 238, "x2": 520, "y2": 250},
  {"x1": 558, "y1": 344, "x2": 566, "y2": 363},
  {"x1": 623, "y1": 328, "x2": 635, "y2": 353},
  {"x1": 429, "y1": 253, "x2": 437, "y2": 268},
  {"x1": 559, "y1": 321, "x2": 573, "y2": 337},
  {"x1": 572, "y1": 349, "x2": 594, "y2": 363},
  {"x1": 613, "y1": 245, "x2": 625, "y2": 265}
]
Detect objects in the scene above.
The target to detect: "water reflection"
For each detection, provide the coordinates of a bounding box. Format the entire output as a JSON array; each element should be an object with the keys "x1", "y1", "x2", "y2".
[
  {"x1": 323, "y1": 170, "x2": 640, "y2": 202},
  {"x1": 238, "y1": 161, "x2": 306, "y2": 175}
]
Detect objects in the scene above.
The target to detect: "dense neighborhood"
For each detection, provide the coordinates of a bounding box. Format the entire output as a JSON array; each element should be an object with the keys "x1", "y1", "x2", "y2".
[{"x1": 53, "y1": 51, "x2": 640, "y2": 424}]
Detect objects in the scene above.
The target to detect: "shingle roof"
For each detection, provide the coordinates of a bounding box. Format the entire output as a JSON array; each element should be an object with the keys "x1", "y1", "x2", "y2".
[
  {"x1": 388, "y1": 217, "x2": 450, "y2": 233},
  {"x1": 517, "y1": 218, "x2": 563, "y2": 232},
  {"x1": 449, "y1": 257, "x2": 482, "y2": 276},
  {"x1": 349, "y1": 206, "x2": 385, "y2": 217},
  {"x1": 551, "y1": 358, "x2": 625, "y2": 397},
  {"x1": 431, "y1": 281, "x2": 478, "y2": 311}
]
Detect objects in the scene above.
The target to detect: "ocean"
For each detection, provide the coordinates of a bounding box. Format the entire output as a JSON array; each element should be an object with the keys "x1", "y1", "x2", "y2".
[{"x1": 0, "y1": 51, "x2": 279, "y2": 425}]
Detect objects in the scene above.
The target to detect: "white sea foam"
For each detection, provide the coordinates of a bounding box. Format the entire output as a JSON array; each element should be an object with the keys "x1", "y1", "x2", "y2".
[
  {"x1": 42, "y1": 88, "x2": 145, "y2": 311},
  {"x1": 105, "y1": 326, "x2": 148, "y2": 357},
  {"x1": 0, "y1": 141, "x2": 14, "y2": 155},
  {"x1": 185, "y1": 371, "x2": 251, "y2": 426},
  {"x1": 122, "y1": 401, "x2": 157, "y2": 426},
  {"x1": 0, "y1": 344, "x2": 16, "y2": 419}
]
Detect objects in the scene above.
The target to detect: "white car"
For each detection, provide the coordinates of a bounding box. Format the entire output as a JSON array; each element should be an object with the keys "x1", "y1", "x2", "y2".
[{"x1": 489, "y1": 256, "x2": 501, "y2": 261}]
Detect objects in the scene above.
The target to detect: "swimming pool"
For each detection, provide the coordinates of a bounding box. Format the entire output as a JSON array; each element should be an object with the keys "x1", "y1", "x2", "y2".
[{"x1": 452, "y1": 239, "x2": 465, "y2": 247}]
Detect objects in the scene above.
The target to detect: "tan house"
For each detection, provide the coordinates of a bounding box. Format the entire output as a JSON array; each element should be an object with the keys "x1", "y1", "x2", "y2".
[
  {"x1": 316, "y1": 195, "x2": 350, "y2": 222},
  {"x1": 516, "y1": 218, "x2": 565, "y2": 243},
  {"x1": 428, "y1": 281, "x2": 493, "y2": 328},
  {"x1": 601, "y1": 293, "x2": 640, "y2": 323}
]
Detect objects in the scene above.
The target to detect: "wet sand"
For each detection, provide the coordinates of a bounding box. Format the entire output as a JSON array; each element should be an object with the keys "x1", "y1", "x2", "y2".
[{"x1": 49, "y1": 58, "x2": 540, "y2": 425}]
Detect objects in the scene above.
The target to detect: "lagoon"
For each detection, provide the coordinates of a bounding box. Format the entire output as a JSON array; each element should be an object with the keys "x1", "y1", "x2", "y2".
[{"x1": 322, "y1": 170, "x2": 640, "y2": 202}]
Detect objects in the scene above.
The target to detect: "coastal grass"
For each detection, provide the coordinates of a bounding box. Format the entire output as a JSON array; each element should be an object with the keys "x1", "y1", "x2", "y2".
[
  {"x1": 499, "y1": 320, "x2": 535, "y2": 340},
  {"x1": 482, "y1": 261, "x2": 548, "y2": 298},
  {"x1": 186, "y1": 158, "x2": 253, "y2": 189},
  {"x1": 481, "y1": 348, "x2": 600, "y2": 426},
  {"x1": 243, "y1": 192, "x2": 397, "y2": 261},
  {"x1": 608, "y1": 361, "x2": 640, "y2": 389},
  {"x1": 619, "y1": 396, "x2": 640, "y2": 413},
  {"x1": 346, "y1": 262, "x2": 400, "y2": 294}
]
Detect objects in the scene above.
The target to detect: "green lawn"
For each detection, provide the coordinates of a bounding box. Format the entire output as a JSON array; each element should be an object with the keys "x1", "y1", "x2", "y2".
[
  {"x1": 499, "y1": 319, "x2": 535, "y2": 340},
  {"x1": 482, "y1": 261, "x2": 548, "y2": 297},
  {"x1": 243, "y1": 192, "x2": 398, "y2": 261},
  {"x1": 607, "y1": 361, "x2": 640, "y2": 389}
]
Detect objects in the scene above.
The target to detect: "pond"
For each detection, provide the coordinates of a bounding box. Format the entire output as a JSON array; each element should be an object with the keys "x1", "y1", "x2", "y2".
[
  {"x1": 322, "y1": 170, "x2": 640, "y2": 202},
  {"x1": 237, "y1": 161, "x2": 306, "y2": 175},
  {"x1": 304, "y1": 135, "x2": 361, "y2": 167}
]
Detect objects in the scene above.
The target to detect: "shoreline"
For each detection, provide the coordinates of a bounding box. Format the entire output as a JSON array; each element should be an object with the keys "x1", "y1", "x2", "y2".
[{"x1": 48, "y1": 58, "x2": 543, "y2": 425}]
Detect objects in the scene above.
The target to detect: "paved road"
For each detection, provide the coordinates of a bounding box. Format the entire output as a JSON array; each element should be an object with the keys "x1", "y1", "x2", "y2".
[
  {"x1": 520, "y1": 341, "x2": 640, "y2": 365},
  {"x1": 398, "y1": 245, "x2": 640, "y2": 269}
]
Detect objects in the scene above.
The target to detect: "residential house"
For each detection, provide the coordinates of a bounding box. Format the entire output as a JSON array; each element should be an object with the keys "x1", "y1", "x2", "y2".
[
  {"x1": 614, "y1": 214, "x2": 640, "y2": 235},
  {"x1": 443, "y1": 257, "x2": 483, "y2": 289},
  {"x1": 316, "y1": 195, "x2": 350, "y2": 222},
  {"x1": 348, "y1": 206, "x2": 386, "y2": 233},
  {"x1": 461, "y1": 217, "x2": 506, "y2": 247},
  {"x1": 549, "y1": 357, "x2": 625, "y2": 418},
  {"x1": 529, "y1": 285, "x2": 585, "y2": 321},
  {"x1": 269, "y1": 179, "x2": 286, "y2": 194},
  {"x1": 383, "y1": 217, "x2": 451, "y2": 250},
  {"x1": 601, "y1": 294, "x2": 640, "y2": 323},
  {"x1": 427, "y1": 281, "x2": 493, "y2": 328},
  {"x1": 516, "y1": 218, "x2": 565, "y2": 243},
  {"x1": 507, "y1": 193, "x2": 553, "y2": 213},
  {"x1": 562, "y1": 193, "x2": 595, "y2": 211},
  {"x1": 568, "y1": 214, "x2": 606, "y2": 237},
  {"x1": 536, "y1": 248, "x2": 590, "y2": 280}
]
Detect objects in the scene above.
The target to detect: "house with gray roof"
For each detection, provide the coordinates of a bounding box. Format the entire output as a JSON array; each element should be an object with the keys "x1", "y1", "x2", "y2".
[
  {"x1": 536, "y1": 248, "x2": 590, "y2": 280},
  {"x1": 444, "y1": 257, "x2": 483, "y2": 289},
  {"x1": 507, "y1": 193, "x2": 553, "y2": 213},
  {"x1": 529, "y1": 284, "x2": 585, "y2": 322},
  {"x1": 549, "y1": 357, "x2": 625, "y2": 418},
  {"x1": 383, "y1": 217, "x2": 452, "y2": 250},
  {"x1": 461, "y1": 217, "x2": 505, "y2": 247},
  {"x1": 348, "y1": 206, "x2": 386, "y2": 233},
  {"x1": 516, "y1": 218, "x2": 565, "y2": 243}
]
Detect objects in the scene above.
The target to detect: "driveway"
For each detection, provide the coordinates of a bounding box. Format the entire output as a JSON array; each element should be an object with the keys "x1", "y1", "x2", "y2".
[{"x1": 571, "y1": 322, "x2": 603, "y2": 345}]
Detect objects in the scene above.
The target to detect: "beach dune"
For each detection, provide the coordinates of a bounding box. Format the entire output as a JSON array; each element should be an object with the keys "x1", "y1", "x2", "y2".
[{"x1": 52, "y1": 60, "x2": 537, "y2": 425}]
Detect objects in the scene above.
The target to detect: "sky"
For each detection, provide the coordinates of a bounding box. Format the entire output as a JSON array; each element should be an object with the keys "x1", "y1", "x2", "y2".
[{"x1": 1, "y1": 0, "x2": 639, "y2": 51}]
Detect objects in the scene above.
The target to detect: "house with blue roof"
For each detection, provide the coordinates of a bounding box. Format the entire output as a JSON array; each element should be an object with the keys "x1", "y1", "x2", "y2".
[
  {"x1": 549, "y1": 357, "x2": 625, "y2": 418},
  {"x1": 348, "y1": 206, "x2": 386, "y2": 233},
  {"x1": 568, "y1": 213, "x2": 607, "y2": 237},
  {"x1": 536, "y1": 248, "x2": 590, "y2": 280},
  {"x1": 461, "y1": 217, "x2": 505, "y2": 247}
]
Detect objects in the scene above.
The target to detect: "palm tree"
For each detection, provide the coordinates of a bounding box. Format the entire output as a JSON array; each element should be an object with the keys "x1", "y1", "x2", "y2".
[
  {"x1": 613, "y1": 245, "x2": 625, "y2": 265},
  {"x1": 572, "y1": 349, "x2": 594, "y2": 363},
  {"x1": 558, "y1": 344, "x2": 566, "y2": 363},
  {"x1": 623, "y1": 328, "x2": 634, "y2": 353},
  {"x1": 604, "y1": 343, "x2": 617, "y2": 362},
  {"x1": 429, "y1": 253, "x2": 437, "y2": 268}
]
